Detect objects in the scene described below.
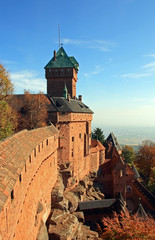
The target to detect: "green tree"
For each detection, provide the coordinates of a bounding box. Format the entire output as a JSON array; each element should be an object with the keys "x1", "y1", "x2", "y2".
[
  {"x1": 122, "y1": 145, "x2": 135, "y2": 164},
  {"x1": 92, "y1": 127, "x2": 105, "y2": 145},
  {"x1": 0, "y1": 101, "x2": 17, "y2": 140},
  {"x1": 135, "y1": 140, "x2": 155, "y2": 184},
  {"x1": 0, "y1": 64, "x2": 17, "y2": 140}
]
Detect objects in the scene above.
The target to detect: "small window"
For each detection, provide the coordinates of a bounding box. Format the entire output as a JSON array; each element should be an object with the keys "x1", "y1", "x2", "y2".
[
  {"x1": 19, "y1": 174, "x2": 22, "y2": 182},
  {"x1": 29, "y1": 155, "x2": 31, "y2": 163},
  {"x1": 71, "y1": 149, "x2": 74, "y2": 157},
  {"x1": 72, "y1": 137, "x2": 74, "y2": 142},
  {"x1": 79, "y1": 133, "x2": 82, "y2": 138},
  {"x1": 38, "y1": 145, "x2": 40, "y2": 152},
  {"x1": 46, "y1": 139, "x2": 48, "y2": 146},
  {"x1": 34, "y1": 149, "x2": 36, "y2": 157},
  {"x1": 11, "y1": 190, "x2": 14, "y2": 200}
]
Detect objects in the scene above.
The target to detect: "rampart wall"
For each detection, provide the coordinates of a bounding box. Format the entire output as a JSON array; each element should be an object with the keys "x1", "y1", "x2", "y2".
[
  {"x1": 0, "y1": 122, "x2": 104, "y2": 239},
  {"x1": 0, "y1": 126, "x2": 58, "y2": 240}
]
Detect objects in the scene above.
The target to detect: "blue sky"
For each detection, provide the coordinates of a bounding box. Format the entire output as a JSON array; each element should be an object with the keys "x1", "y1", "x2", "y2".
[{"x1": 1, "y1": 0, "x2": 155, "y2": 129}]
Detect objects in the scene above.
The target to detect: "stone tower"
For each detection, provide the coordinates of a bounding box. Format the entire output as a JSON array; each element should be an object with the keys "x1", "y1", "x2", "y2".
[{"x1": 45, "y1": 47, "x2": 79, "y2": 98}]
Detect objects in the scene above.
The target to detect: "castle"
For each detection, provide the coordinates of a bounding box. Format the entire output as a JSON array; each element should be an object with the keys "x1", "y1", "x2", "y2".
[{"x1": 0, "y1": 47, "x2": 154, "y2": 239}]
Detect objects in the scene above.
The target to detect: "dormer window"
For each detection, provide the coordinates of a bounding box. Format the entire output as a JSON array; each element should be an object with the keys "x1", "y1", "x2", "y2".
[
  {"x1": 79, "y1": 103, "x2": 84, "y2": 108},
  {"x1": 56, "y1": 101, "x2": 62, "y2": 108}
]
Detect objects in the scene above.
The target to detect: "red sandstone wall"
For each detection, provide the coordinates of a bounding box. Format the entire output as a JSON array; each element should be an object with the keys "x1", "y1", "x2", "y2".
[
  {"x1": 57, "y1": 122, "x2": 70, "y2": 164},
  {"x1": 112, "y1": 160, "x2": 126, "y2": 199},
  {"x1": 0, "y1": 135, "x2": 58, "y2": 240},
  {"x1": 90, "y1": 151, "x2": 99, "y2": 171},
  {"x1": 57, "y1": 113, "x2": 92, "y2": 182},
  {"x1": 90, "y1": 140, "x2": 105, "y2": 172},
  {"x1": 70, "y1": 120, "x2": 91, "y2": 180}
]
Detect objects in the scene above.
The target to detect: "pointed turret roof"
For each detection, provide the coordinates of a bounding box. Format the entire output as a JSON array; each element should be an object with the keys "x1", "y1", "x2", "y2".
[
  {"x1": 135, "y1": 203, "x2": 147, "y2": 218},
  {"x1": 106, "y1": 132, "x2": 122, "y2": 153},
  {"x1": 44, "y1": 47, "x2": 79, "y2": 70}
]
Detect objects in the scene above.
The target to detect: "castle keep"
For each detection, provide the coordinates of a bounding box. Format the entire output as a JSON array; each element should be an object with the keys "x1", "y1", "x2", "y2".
[{"x1": 0, "y1": 47, "x2": 154, "y2": 240}]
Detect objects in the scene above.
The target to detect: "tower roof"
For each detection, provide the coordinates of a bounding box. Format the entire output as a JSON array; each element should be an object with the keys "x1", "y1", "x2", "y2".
[
  {"x1": 44, "y1": 47, "x2": 79, "y2": 71},
  {"x1": 106, "y1": 132, "x2": 122, "y2": 153},
  {"x1": 48, "y1": 96, "x2": 93, "y2": 114}
]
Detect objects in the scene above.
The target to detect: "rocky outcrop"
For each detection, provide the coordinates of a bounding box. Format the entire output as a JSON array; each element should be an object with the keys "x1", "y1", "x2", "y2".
[
  {"x1": 51, "y1": 175, "x2": 65, "y2": 205},
  {"x1": 48, "y1": 213, "x2": 79, "y2": 240},
  {"x1": 47, "y1": 169, "x2": 105, "y2": 240},
  {"x1": 48, "y1": 209, "x2": 99, "y2": 240},
  {"x1": 37, "y1": 220, "x2": 49, "y2": 240}
]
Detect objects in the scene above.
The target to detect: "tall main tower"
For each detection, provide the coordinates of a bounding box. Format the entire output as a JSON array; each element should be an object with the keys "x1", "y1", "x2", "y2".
[{"x1": 45, "y1": 47, "x2": 79, "y2": 98}]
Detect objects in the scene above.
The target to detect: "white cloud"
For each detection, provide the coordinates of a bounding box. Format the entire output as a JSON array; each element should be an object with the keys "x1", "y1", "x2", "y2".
[
  {"x1": 142, "y1": 61, "x2": 155, "y2": 71},
  {"x1": 84, "y1": 65, "x2": 104, "y2": 78},
  {"x1": 10, "y1": 70, "x2": 46, "y2": 93},
  {"x1": 121, "y1": 72, "x2": 152, "y2": 79},
  {"x1": 143, "y1": 53, "x2": 155, "y2": 58},
  {"x1": 62, "y1": 38, "x2": 117, "y2": 52}
]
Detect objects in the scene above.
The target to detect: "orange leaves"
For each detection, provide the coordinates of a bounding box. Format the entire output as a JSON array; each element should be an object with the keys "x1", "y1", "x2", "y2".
[
  {"x1": 17, "y1": 91, "x2": 49, "y2": 131},
  {"x1": 0, "y1": 64, "x2": 14, "y2": 100},
  {"x1": 0, "y1": 64, "x2": 17, "y2": 140},
  {"x1": 98, "y1": 211, "x2": 155, "y2": 240},
  {"x1": 135, "y1": 140, "x2": 155, "y2": 184}
]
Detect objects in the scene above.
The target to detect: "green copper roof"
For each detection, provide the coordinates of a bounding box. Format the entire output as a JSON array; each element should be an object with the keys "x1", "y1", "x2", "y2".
[{"x1": 45, "y1": 47, "x2": 79, "y2": 70}]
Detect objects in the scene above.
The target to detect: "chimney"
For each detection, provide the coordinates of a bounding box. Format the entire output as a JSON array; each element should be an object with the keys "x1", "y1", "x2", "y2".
[
  {"x1": 78, "y1": 95, "x2": 82, "y2": 101},
  {"x1": 54, "y1": 50, "x2": 56, "y2": 61}
]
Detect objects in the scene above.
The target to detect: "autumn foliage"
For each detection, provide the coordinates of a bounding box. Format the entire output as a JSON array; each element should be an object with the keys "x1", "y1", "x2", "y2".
[
  {"x1": 0, "y1": 64, "x2": 14, "y2": 100},
  {"x1": 0, "y1": 101, "x2": 17, "y2": 140},
  {"x1": 135, "y1": 140, "x2": 155, "y2": 185},
  {"x1": 97, "y1": 211, "x2": 155, "y2": 240},
  {"x1": 0, "y1": 64, "x2": 17, "y2": 140},
  {"x1": 122, "y1": 145, "x2": 135, "y2": 164},
  {"x1": 16, "y1": 90, "x2": 49, "y2": 131}
]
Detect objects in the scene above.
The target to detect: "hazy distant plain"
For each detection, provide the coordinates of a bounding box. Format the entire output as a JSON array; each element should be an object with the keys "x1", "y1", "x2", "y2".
[{"x1": 95, "y1": 126, "x2": 155, "y2": 145}]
